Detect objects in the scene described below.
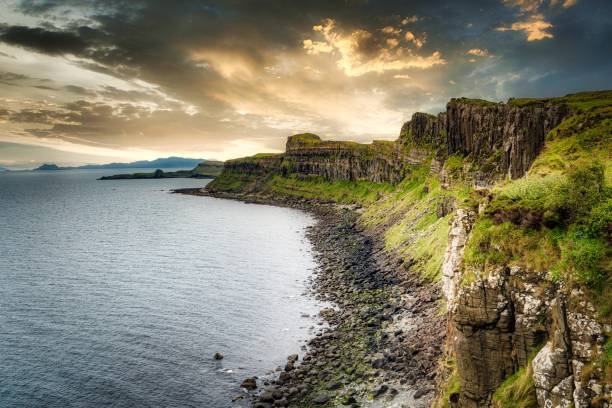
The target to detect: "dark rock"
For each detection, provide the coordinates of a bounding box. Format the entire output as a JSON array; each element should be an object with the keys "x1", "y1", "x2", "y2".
[
  {"x1": 274, "y1": 398, "x2": 288, "y2": 407},
  {"x1": 373, "y1": 384, "x2": 389, "y2": 398},
  {"x1": 413, "y1": 387, "x2": 431, "y2": 399},
  {"x1": 213, "y1": 352, "x2": 224, "y2": 360},
  {"x1": 312, "y1": 393, "x2": 331, "y2": 404},
  {"x1": 259, "y1": 391, "x2": 274, "y2": 403},
  {"x1": 241, "y1": 377, "x2": 257, "y2": 390}
]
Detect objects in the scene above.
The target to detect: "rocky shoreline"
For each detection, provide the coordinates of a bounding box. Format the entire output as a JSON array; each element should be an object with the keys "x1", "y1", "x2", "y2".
[{"x1": 174, "y1": 188, "x2": 446, "y2": 408}]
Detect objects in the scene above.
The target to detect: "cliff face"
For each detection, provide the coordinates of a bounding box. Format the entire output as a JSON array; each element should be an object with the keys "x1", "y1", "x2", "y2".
[
  {"x1": 400, "y1": 112, "x2": 447, "y2": 148},
  {"x1": 400, "y1": 99, "x2": 572, "y2": 180},
  {"x1": 283, "y1": 135, "x2": 407, "y2": 183},
  {"x1": 211, "y1": 133, "x2": 408, "y2": 190},
  {"x1": 444, "y1": 261, "x2": 608, "y2": 408},
  {"x1": 445, "y1": 100, "x2": 572, "y2": 179}
]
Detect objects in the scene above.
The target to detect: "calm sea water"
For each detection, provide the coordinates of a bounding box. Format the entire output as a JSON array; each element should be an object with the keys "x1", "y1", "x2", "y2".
[{"x1": 0, "y1": 169, "x2": 321, "y2": 407}]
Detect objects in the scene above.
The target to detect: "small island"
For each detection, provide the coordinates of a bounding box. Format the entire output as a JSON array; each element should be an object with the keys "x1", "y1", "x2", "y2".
[{"x1": 98, "y1": 161, "x2": 223, "y2": 180}]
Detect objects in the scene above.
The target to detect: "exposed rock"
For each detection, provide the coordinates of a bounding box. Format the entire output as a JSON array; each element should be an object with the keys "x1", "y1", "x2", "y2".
[
  {"x1": 213, "y1": 352, "x2": 224, "y2": 360},
  {"x1": 441, "y1": 208, "x2": 474, "y2": 305},
  {"x1": 241, "y1": 377, "x2": 257, "y2": 390},
  {"x1": 445, "y1": 99, "x2": 572, "y2": 179},
  {"x1": 400, "y1": 112, "x2": 447, "y2": 148}
]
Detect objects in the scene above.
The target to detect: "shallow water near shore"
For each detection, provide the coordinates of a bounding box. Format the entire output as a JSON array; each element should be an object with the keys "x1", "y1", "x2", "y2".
[{"x1": 0, "y1": 170, "x2": 322, "y2": 407}]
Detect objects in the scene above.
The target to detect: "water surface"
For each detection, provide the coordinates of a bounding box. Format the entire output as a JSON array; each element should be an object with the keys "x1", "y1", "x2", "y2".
[{"x1": 0, "y1": 169, "x2": 320, "y2": 407}]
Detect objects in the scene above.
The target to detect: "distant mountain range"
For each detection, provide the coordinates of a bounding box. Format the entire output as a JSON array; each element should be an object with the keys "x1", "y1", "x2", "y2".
[
  {"x1": 0, "y1": 166, "x2": 8, "y2": 172},
  {"x1": 34, "y1": 157, "x2": 222, "y2": 171}
]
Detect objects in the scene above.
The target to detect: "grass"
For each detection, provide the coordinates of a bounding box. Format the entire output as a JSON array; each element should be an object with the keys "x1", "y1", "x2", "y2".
[
  {"x1": 531, "y1": 106, "x2": 612, "y2": 180},
  {"x1": 206, "y1": 170, "x2": 260, "y2": 192},
  {"x1": 451, "y1": 97, "x2": 498, "y2": 107},
  {"x1": 492, "y1": 362, "x2": 538, "y2": 408},
  {"x1": 509, "y1": 90, "x2": 612, "y2": 111},
  {"x1": 433, "y1": 357, "x2": 460, "y2": 408},
  {"x1": 464, "y1": 160, "x2": 610, "y2": 287},
  {"x1": 361, "y1": 165, "x2": 469, "y2": 281},
  {"x1": 286, "y1": 133, "x2": 322, "y2": 148},
  {"x1": 262, "y1": 174, "x2": 394, "y2": 205}
]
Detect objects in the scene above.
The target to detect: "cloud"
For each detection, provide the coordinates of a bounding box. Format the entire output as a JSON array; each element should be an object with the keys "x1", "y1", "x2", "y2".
[
  {"x1": 497, "y1": 14, "x2": 554, "y2": 41},
  {"x1": 0, "y1": 25, "x2": 90, "y2": 55},
  {"x1": 503, "y1": 0, "x2": 544, "y2": 13},
  {"x1": 404, "y1": 31, "x2": 425, "y2": 49},
  {"x1": 466, "y1": 48, "x2": 491, "y2": 57},
  {"x1": 303, "y1": 39, "x2": 334, "y2": 55},
  {"x1": 401, "y1": 16, "x2": 420, "y2": 25},
  {"x1": 304, "y1": 18, "x2": 445, "y2": 77},
  {"x1": 505, "y1": 0, "x2": 578, "y2": 12}
]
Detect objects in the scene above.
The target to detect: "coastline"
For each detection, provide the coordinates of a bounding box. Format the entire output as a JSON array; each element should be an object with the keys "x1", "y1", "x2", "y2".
[{"x1": 174, "y1": 188, "x2": 446, "y2": 407}]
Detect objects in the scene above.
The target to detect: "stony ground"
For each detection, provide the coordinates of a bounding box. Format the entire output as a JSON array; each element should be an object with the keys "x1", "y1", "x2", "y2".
[{"x1": 174, "y1": 189, "x2": 446, "y2": 407}]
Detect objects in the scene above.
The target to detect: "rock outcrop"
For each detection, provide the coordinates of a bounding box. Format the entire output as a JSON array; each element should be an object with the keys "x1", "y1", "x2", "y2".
[
  {"x1": 445, "y1": 99, "x2": 572, "y2": 179},
  {"x1": 215, "y1": 134, "x2": 409, "y2": 185},
  {"x1": 449, "y1": 265, "x2": 609, "y2": 407},
  {"x1": 400, "y1": 112, "x2": 447, "y2": 148},
  {"x1": 400, "y1": 99, "x2": 573, "y2": 180}
]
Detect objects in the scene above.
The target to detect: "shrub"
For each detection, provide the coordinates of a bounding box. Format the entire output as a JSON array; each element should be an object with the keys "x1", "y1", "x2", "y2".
[{"x1": 554, "y1": 230, "x2": 607, "y2": 287}]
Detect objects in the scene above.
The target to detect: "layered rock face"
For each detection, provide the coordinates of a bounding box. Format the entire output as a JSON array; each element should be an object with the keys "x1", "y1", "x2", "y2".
[
  {"x1": 445, "y1": 100, "x2": 572, "y2": 179},
  {"x1": 283, "y1": 136, "x2": 406, "y2": 184},
  {"x1": 443, "y1": 258, "x2": 609, "y2": 408},
  {"x1": 223, "y1": 154, "x2": 283, "y2": 176},
  {"x1": 401, "y1": 99, "x2": 572, "y2": 180},
  {"x1": 400, "y1": 112, "x2": 447, "y2": 148},
  {"x1": 219, "y1": 134, "x2": 408, "y2": 185}
]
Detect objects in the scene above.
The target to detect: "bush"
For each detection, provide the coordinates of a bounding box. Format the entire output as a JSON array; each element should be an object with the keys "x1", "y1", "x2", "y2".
[
  {"x1": 563, "y1": 160, "x2": 605, "y2": 220},
  {"x1": 554, "y1": 230, "x2": 607, "y2": 287},
  {"x1": 489, "y1": 160, "x2": 607, "y2": 229}
]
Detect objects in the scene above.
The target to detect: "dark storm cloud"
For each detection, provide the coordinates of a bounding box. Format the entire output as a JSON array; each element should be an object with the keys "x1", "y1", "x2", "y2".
[{"x1": 0, "y1": 25, "x2": 90, "y2": 54}]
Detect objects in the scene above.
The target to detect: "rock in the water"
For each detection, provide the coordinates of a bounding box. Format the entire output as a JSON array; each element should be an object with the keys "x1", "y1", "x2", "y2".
[
  {"x1": 241, "y1": 377, "x2": 257, "y2": 390},
  {"x1": 213, "y1": 352, "x2": 224, "y2": 360}
]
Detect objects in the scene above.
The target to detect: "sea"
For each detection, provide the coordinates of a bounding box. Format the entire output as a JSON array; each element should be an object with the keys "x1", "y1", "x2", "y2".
[{"x1": 0, "y1": 169, "x2": 322, "y2": 407}]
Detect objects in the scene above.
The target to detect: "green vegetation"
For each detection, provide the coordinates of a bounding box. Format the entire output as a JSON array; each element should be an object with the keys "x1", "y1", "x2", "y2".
[
  {"x1": 206, "y1": 170, "x2": 260, "y2": 192},
  {"x1": 465, "y1": 160, "x2": 610, "y2": 287},
  {"x1": 287, "y1": 133, "x2": 322, "y2": 147},
  {"x1": 509, "y1": 90, "x2": 612, "y2": 111},
  {"x1": 492, "y1": 363, "x2": 538, "y2": 408},
  {"x1": 433, "y1": 358, "x2": 460, "y2": 408},
  {"x1": 361, "y1": 165, "x2": 471, "y2": 281},
  {"x1": 451, "y1": 97, "x2": 498, "y2": 107},
  {"x1": 261, "y1": 174, "x2": 394, "y2": 205},
  {"x1": 444, "y1": 154, "x2": 465, "y2": 179}
]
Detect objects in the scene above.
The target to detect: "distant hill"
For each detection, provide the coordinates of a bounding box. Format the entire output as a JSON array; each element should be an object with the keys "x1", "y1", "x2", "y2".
[
  {"x1": 34, "y1": 164, "x2": 61, "y2": 171},
  {"x1": 0, "y1": 166, "x2": 9, "y2": 172},
  {"x1": 34, "y1": 157, "x2": 221, "y2": 171}
]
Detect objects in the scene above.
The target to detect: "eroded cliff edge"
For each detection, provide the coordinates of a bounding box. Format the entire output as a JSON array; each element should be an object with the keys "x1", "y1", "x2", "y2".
[{"x1": 204, "y1": 91, "x2": 611, "y2": 408}]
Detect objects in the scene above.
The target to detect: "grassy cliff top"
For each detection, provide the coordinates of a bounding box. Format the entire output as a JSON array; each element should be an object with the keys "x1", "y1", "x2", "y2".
[
  {"x1": 509, "y1": 90, "x2": 612, "y2": 110},
  {"x1": 286, "y1": 133, "x2": 322, "y2": 148},
  {"x1": 449, "y1": 97, "x2": 499, "y2": 107},
  {"x1": 449, "y1": 90, "x2": 612, "y2": 112}
]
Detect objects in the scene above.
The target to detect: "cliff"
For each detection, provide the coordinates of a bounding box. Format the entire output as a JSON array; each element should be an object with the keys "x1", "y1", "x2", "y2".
[{"x1": 205, "y1": 90, "x2": 611, "y2": 408}]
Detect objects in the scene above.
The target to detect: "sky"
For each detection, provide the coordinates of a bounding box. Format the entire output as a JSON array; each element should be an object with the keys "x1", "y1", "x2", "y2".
[{"x1": 0, "y1": 0, "x2": 610, "y2": 168}]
